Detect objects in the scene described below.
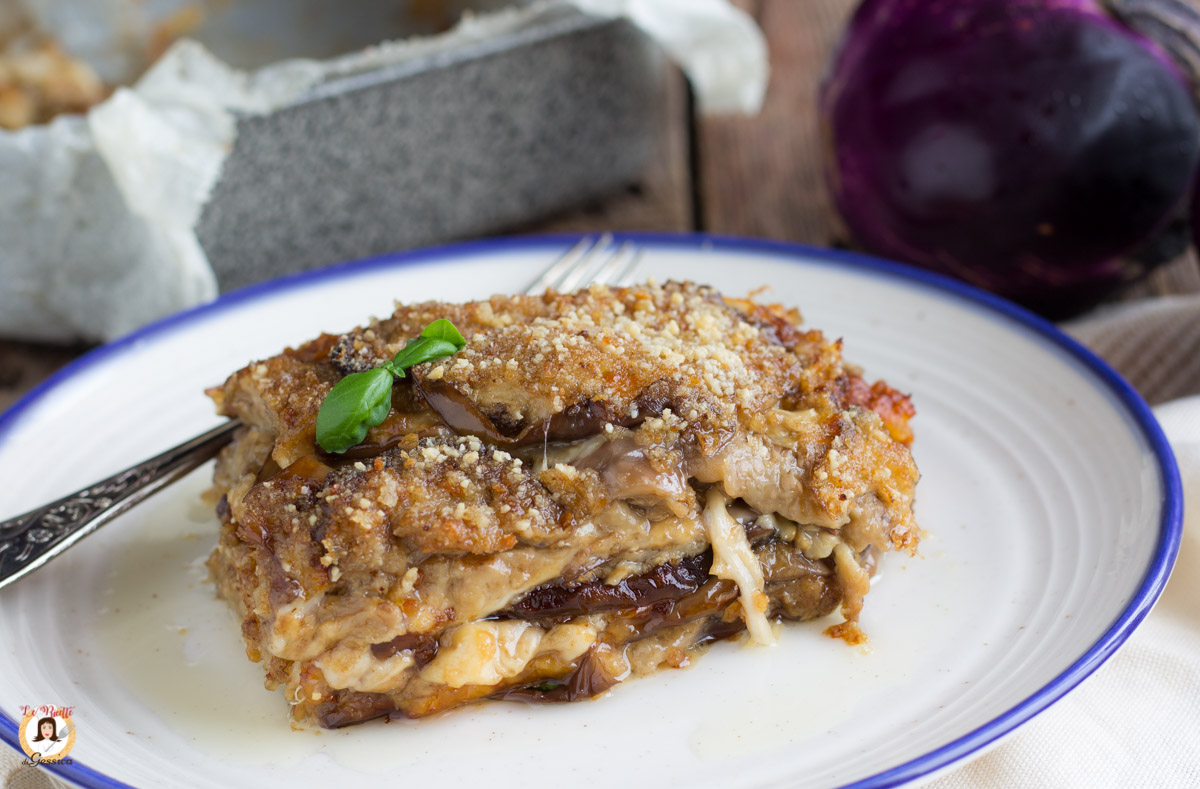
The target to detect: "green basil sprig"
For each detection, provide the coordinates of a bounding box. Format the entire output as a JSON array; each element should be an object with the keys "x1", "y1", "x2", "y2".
[{"x1": 315, "y1": 319, "x2": 466, "y2": 454}]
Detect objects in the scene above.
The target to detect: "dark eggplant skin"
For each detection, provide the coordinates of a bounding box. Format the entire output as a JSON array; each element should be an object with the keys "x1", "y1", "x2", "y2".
[{"x1": 822, "y1": 0, "x2": 1200, "y2": 318}]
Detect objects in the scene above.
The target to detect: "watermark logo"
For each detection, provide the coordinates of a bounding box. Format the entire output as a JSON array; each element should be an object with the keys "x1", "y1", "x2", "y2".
[{"x1": 16, "y1": 705, "x2": 75, "y2": 766}]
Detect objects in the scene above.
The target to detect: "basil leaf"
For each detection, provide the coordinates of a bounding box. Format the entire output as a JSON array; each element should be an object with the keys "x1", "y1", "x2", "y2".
[
  {"x1": 420, "y1": 318, "x2": 467, "y2": 348},
  {"x1": 313, "y1": 318, "x2": 466, "y2": 454},
  {"x1": 388, "y1": 337, "x2": 461, "y2": 372},
  {"x1": 315, "y1": 368, "x2": 394, "y2": 454},
  {"x1": 379, "y1": 359, "x2": 406, "y2": 378}
]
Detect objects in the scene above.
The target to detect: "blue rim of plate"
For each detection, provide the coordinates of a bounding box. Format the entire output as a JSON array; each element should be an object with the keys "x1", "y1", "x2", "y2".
[{"x1": 0, "y1": 232, "x2": 1183, "y2": 789}]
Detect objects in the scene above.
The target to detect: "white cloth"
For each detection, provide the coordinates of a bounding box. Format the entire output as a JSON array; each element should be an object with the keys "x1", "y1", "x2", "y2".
[
  {"x1": 0, "y1": 0, "x2": 766, "y2": 343},
  {"x1": 570, "y1": 0, "x2": 766, "y2": 114}
]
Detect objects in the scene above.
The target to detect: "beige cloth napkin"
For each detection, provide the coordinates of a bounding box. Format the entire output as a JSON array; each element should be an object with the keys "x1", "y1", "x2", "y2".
[
  {"x1": 0, "y1": 749, "x2": 60, "y2": 788},
  {"x1": 3, "y1": 296, "x2": 1199, "y2": 788},
  {"x1": 1066, "y1": 295, "x2": 1200, "y2": 406}
]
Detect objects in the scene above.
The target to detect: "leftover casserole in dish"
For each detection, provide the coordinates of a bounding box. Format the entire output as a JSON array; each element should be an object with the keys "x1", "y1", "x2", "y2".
[{"x1": 206, "y1": 281, "x2": 920, "y2": 727}]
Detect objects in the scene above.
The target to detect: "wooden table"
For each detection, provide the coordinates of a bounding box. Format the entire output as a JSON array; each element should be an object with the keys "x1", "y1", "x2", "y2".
[{"x1": 3, "y1": 0, "x2": 1199, "y2": 413}]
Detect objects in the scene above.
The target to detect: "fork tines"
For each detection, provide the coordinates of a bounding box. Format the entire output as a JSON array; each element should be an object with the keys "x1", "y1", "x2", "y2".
[{"x1": 524, "y1": 234, "x2": 643, "y2": 296}]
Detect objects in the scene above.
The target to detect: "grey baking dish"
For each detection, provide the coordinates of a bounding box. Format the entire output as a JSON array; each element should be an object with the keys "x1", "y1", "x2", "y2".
[{"x1": 195, "y1": 4, "x2": 669, "y2": 291}]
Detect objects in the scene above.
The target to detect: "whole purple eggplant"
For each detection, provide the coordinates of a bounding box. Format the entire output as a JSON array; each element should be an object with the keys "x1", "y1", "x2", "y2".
[{"x1": 822, "y1": 0, "x2": 1200, "y2": 317}]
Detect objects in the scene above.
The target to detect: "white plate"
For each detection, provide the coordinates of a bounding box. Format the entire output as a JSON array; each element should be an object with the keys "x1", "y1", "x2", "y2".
[{"x1": 0, "y1": 235, "x2": 1181, "y2": 788}]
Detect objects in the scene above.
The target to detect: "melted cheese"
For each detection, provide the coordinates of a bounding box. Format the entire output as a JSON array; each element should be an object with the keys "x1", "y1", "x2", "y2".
[
  {"x1": 268, "y1": 592, "x2": 403, "y2": 663},
  {"x1": 420, "y1": 620, "x2": 599, "y2": 689},
  {"x1": 314, "y1": 644, "x2": 414, "y2": 694},
  {"x1": 702, "y1": 489, "x2": 776, "y2": 646},
  {"x1": 421, "y1": 621, "x2": 542, "y2": 688},
  {"x1": 539, "y1": 621, "x2": 600, "y2": 662}
]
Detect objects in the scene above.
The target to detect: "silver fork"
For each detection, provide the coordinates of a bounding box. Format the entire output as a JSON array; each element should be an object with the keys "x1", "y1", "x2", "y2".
[
  {"x1": 525, "y1": 233, "x2": 642, "y2": 294},
  {"x1": 0, "y1": 236, "x2": 642, "y2": 591}
]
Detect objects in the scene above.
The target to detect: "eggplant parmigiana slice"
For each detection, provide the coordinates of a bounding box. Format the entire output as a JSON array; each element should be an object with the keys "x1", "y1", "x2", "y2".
[{"x1": 206, "y1": 281, "x2": 919, "y2": 727}]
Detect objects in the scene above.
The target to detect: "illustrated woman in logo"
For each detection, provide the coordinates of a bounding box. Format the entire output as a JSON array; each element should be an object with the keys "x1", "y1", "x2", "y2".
[{"x1": 30, "y1": 717, "x2": 66, "y2": 758}]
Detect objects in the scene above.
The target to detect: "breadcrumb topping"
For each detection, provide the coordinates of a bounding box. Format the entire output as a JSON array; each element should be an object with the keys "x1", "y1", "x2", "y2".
[{"x1": 329, "y1": 281, "x2": 816, "y2": 433}]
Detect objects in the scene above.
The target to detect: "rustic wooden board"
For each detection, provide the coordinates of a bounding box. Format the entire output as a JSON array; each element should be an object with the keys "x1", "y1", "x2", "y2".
[
  {"x1": 0, "y1": 342, "x2": 91, "y2": 414},
  {"x1": 697, "y1": 0, "x2": 855, "y2": 245}
]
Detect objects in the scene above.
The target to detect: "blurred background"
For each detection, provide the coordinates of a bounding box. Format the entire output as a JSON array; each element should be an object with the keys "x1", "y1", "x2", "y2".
[{"x1": 4, "y1": 0, "x2": 1200, "y2": 411}]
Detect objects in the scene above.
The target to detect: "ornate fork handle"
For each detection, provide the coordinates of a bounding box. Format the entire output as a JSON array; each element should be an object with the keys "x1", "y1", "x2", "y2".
[{"x1": 0, "y1": 420, "x2": 240, "y2": 591}]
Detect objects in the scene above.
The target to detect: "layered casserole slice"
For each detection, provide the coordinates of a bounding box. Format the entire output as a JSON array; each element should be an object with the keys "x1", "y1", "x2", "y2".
[{"x1": 206, "y1": 281, "x2": 919, "y2": 727}]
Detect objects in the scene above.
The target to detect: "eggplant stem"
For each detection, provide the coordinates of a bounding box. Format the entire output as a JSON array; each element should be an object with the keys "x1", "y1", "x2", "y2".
[{"x1": 1105, "y1": 0, "x2": 1200, "y2": 97}]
